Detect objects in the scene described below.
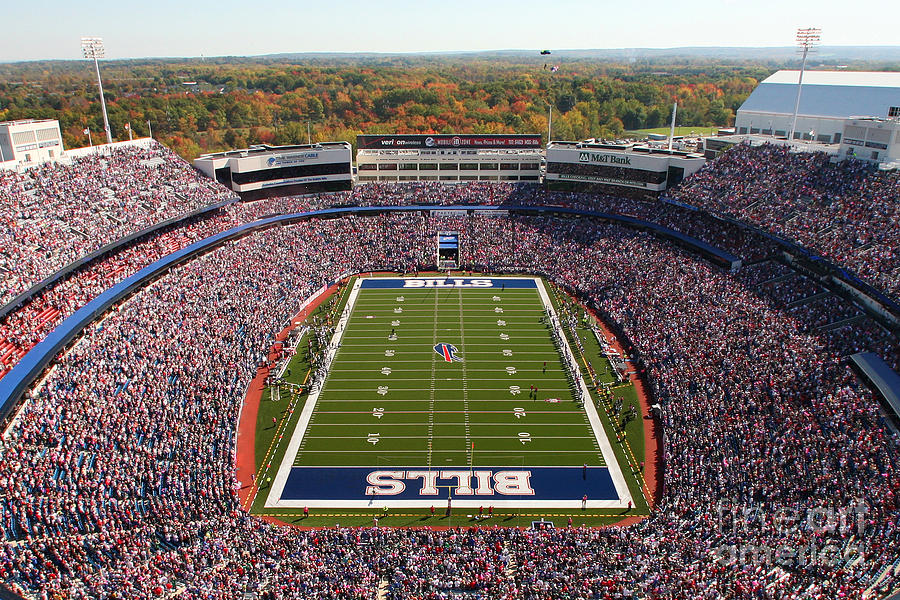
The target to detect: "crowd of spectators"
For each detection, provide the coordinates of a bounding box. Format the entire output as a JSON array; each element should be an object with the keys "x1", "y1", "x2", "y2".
[
  {"x1": 0, "y1": 210, "x2": 897, "y2": 599},
  {"x1": 5, "y1": 156, "x2": 886, "y2": 383},
  {"x1": 0, "y1": 141, "x2": 898, "y2": 597},
  {"x1": 0, "y1": 141, "x2": 233, "y2": 306},
  {"x1": 668, "y1": 142, "x2": 900, "y2": 298}
]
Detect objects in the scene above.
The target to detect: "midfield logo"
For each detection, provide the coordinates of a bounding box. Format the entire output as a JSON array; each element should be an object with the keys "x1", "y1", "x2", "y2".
[{"x1": 434, "y1": 343, "x2": 463, "y2": 362}]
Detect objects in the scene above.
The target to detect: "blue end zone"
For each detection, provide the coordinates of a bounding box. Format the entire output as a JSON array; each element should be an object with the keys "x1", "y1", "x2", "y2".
[
  {"x1": 360, "y1": 277, "x2": 537, "y2": 289},
  {"x1": 281, "y1": 466, "x2": 618, "y2": 501}
]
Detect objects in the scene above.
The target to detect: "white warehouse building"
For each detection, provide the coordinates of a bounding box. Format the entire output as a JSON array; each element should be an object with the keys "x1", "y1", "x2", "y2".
[
  {"x1": 0, "y1": 119, "x2": 64, "y2": 167},
  {"x1": 735, "y1": 71, "x2": 900, "y2": 144}
]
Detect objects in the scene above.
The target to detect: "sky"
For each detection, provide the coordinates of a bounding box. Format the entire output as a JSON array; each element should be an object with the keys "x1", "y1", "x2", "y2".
[{"x1": 2, "y1": 0, "x2": 898, "y2": 62}]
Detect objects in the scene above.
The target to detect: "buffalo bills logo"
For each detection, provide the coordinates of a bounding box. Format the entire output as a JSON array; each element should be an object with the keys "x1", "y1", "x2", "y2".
[{"x1": 434, "y1": 343, "x2": 463, "y2": 362}]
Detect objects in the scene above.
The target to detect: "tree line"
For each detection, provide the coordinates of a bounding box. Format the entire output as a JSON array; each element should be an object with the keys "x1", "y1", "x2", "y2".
[{"x1": 0, "y1": 56, "x2": 771, "y2": 159}]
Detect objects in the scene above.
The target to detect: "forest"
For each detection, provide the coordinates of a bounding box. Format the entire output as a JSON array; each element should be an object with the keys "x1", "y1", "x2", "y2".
[{"x1": 0, "y1": 55, "x2": 773, "y2": 159}]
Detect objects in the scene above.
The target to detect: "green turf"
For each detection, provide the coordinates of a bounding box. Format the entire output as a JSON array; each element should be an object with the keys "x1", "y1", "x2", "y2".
[
  {"x1": 296, "y1": 282, "x2": 605, "y2": 470},
  {"x1": 250, "y1": 276, "x2": 652, "y2": 526}
]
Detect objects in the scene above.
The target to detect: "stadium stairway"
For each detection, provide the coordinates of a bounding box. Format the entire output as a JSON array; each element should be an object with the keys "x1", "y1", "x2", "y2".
[
  {"x1": 865, "y1": 557, "x2": 900, "y2": 599},
  {"x1": 786, "y1": 291, "x2": 830, "y2": 308},
  {"x1": 816, "y1": 314, "x2": 868, "y2": 333},
  {"x1": 503, "y1": 542, "x2": 518, "y2": 580},
  {"x1": 755, "y1": 273, "x2": 795, "y2": 288}
]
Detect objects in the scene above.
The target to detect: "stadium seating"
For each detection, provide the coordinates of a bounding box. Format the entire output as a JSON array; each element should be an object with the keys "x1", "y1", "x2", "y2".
[
  {"x1": 668, "y1": 142, "x2": 900, "y2": 299},
  {"x1": 0, "y1": 207, "x2": 898, "y2": 598},
  {"x1": 0, "y1": 140, "x2": 233, "y2": 306},
  {"x1": 0, "y1": 144, "x2": 898, "y2": 599}
]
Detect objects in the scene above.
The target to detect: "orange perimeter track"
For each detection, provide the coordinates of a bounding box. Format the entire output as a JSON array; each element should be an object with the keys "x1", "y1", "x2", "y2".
[
  {"x1": 234, "y1": 281, "x2": 343, "y2": 513},
  {"x1": 233, "y1": 273, "x2": 662, "y2": 530}
]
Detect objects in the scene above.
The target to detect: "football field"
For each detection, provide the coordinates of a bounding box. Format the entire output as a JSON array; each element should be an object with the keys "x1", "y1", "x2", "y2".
[{"x1": 266, "y1": 277, "x2": 631, "y2": 509}]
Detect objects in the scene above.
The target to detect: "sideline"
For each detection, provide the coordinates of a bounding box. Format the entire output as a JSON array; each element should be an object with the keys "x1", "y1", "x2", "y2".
[
  {"x1": 582, "y1": 300, "x2": 662, "y2": 514},
  {"x1": 535, "y1": 278, "x2": 634, "y2": 510},
  {"x1": 235, "y1": 282, "x2": 343, "y2": 509},
  {"x1": 265, "y1": 279, "x2": 364, "y2": 509}
]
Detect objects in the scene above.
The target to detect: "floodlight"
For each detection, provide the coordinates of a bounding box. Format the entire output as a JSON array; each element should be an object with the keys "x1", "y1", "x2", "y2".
[
  {"x1": 81, "y1": 37, "x2": 113, "y2": 145},
  {"x1": 788, "y1": 28, "x2": 821, "y2": 143}
]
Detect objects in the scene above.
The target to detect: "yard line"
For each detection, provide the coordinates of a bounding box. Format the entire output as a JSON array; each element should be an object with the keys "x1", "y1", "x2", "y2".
[
  {"x1": 305, "y1": 435, "x2": 594, "y2": 440},
  {"x1": 458, "y1": 287, "x2": 472, "y2": 465},
  {"x1": 333, "y1": 351, "x2": 555, "y2": 358},
  {"x1": 323, "y1": 375, "x2": 565, "y2": 381},
  {"x1": 427, "y1": 288, "x2": 438, "y2": 471},
  {"x1": 305, "y1": 422, "x2": 589, "y2": 426},
  {"x1": 316, "y1": 388, "x2": 575, "y2": 394},
  {"x1": 336, "y1": 339, "x2": 554, "y2": 345},
  {"x1": 305, "y1": 410, "x2": 586, "y2": 415},
  {"x1": 296, "y1": 449, "x2": 607, "y2": 454}
]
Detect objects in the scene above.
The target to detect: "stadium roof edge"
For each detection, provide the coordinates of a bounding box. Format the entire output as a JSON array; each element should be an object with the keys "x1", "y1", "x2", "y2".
[
  {"x1": 761, "y1": 70, "x2": 900, "y2": 87},
  {"x1": 198, "y1": 142, "x2": 351, "y2": 159},
  {"x1": 850, "y1": 353, "x2": 900, "y2": 423}
]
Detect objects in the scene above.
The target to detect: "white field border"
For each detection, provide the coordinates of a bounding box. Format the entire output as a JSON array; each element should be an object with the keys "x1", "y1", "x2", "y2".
[
  {"x1": 534, "y1": 277, "x2": 633, "y2": 509},
  {"x1": 266, "y1": 278, "x2": 364, "y2": 508},
  {"x1": 266, "y1": 276, "x2": 633, "y2": 509}
]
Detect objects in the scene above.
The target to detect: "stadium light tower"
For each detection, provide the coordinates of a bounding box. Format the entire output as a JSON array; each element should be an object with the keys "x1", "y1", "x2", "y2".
[
  {"x1": 788, "y1": 27, "x2": 821, "y2": 143},
  {"x1": 81, "y1": 37, "x2": 113, "y2": 145}
]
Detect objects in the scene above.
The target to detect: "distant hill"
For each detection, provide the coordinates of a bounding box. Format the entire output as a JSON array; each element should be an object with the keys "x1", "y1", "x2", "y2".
[
  {"x1": 260, "y1": 46, "x2": 900, "y2": 66},
  {"x1": 1, "y1": 46, "x2": 898, "y2": 68}
]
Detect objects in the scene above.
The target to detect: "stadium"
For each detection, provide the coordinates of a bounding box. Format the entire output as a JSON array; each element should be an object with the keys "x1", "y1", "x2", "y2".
[{"x1": 0, "y1": 51, "x2": 900, "y2": 600}]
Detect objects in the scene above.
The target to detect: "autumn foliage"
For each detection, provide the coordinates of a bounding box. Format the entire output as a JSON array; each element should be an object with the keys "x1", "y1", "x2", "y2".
[{"x1": 0, "y1": 56, "x2": 766, "y2": 159}]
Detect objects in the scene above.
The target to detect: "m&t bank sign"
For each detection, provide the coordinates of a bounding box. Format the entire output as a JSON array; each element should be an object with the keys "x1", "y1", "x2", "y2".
[{"x1": 578, "y1": 152, "x2": 632, "y2": 165}]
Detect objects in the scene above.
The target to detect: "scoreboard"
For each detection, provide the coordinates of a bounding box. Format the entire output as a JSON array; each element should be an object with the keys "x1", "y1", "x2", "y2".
[{"x1": 356, "y1": 134, "x2": 542, "y2": 183}]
